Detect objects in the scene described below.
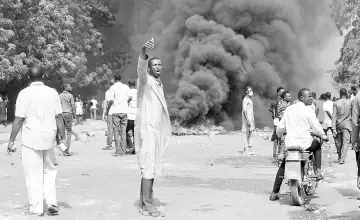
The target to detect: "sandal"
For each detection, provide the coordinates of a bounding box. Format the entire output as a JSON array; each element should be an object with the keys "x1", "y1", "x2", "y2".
[
  {"x1": 62, "y1": 152, "x2": 72, "y2": 157},
  {"x1": 102, "y1": 147, "x2": 112, "y2": 150},
  {"x1": 141, "y1": 210, "x2": 163, "y2": 217}
]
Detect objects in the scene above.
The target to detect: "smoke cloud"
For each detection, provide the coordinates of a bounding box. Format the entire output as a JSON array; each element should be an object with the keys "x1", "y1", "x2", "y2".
[{"x1": 134, "y1": 0, "x2": 338, "y2": 129}]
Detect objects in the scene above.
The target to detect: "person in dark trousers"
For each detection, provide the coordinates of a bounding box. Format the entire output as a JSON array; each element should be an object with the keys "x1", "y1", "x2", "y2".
[
  {"x1": 269, "y1": 88, "x2": 328, "y2": 201},
  {"x1": 269, "y1": 87, "x2": 285, "y2": 161},
  {"x1": 332, "y1": 88, "x2": 352, "y2": 164},
  {"x1": 351, "y1": 91, "x2": 360, "y2": 189},
  {"x1": 59, "y1": 84, "x2": 79, "y2": 156},
  {"x1": 126, "y1": 79, "x2": 137, "y2": 154}
]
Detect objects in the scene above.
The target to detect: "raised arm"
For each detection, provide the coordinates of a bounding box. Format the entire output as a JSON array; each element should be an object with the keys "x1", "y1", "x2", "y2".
[{"x1": 138, "y1": 38, "x2": 155, "y2": 84}]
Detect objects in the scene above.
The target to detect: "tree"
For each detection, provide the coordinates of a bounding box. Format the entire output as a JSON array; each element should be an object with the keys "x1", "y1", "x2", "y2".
[
  {"x1": 331, "y1": 0, "x2": 360, "y2": 86},
  {"x1": 0, "y1": 0, "x2": 115, "y2": 90}
]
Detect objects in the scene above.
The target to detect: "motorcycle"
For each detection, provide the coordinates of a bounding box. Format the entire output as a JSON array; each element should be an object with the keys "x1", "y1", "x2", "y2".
[{"x1": 284, "y1": 136, "x2": 324, "y2": 206}]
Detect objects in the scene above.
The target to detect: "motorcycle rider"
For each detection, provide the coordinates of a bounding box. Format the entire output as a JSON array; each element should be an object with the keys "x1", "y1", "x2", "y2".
[{"x1": 269, "y1": 88, "x2": 329, "y2": 201}]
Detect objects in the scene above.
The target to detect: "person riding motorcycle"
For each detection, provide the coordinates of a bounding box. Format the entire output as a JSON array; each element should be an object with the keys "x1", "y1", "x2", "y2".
[{"x1": 269, "y1": 88, "x2": 329, "y2": 201}]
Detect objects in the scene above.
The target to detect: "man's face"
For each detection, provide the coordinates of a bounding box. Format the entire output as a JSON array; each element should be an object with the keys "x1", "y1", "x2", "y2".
[
  {"x1": 148, "y1": 59, "x2": 162, "y2": 78},
  {"x1": 247, "y1": 88, "x2": 253, "y2": 97},
  {"x1": 278, "y1": 89, "x2": 285, "y2": 96},
  {"x1": 284, "y1": 93, "x2": 292, "y2": 102},
  {"x1": 300, "y1": 90, "x2": 313, "y2": 106}
]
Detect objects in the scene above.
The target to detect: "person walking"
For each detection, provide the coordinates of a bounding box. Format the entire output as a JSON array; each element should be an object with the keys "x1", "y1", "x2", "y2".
[
  {"x1": 103, "y1": 79, "x2": 115, "y2": 151},
  {"x1": 351, "y1": 91, "x2": 360, "y2": 188},
  {"x1": 90, "y1": 97, "x2": 98, "y2": 120},
  {"x1": 7, "y1": 65, "x2": 65, "y2": 216},
  {"x1": 75, "y1": 97, "x2": 83, "y2": 125},
  {"x1": 332, "y1": 88, "x2": 352, "y2": 164},
  {"x1": 59, "y1": 84, "x2": 79, "y2": 156},
  {"x1": 105, "y1": 73, "x2": 132, "y2": 156},
  {"x1": 126, "y1": 79, "x2": 137, "y2": 154},
  {"x1": 276, "y1": 90, "x2": 292, "y2": 163},
  {"x1": 323, "y1": 92, "x2": 334, "y2": 134},
  {"x1": 316, "y1": 94, "x2": 326, "y2": 124},
  {"x1": 242, "y1": 86, "x2": 255, "y2": 155},
  {"x1": 135, "y1": 38, "x2": 171, "y2": 217},
  {"x1": 0, "y1": 95, "x2": 8, "y2": 127},
  {"x1": 269, "y1": 87, "x2": 285, "y2": 161}
]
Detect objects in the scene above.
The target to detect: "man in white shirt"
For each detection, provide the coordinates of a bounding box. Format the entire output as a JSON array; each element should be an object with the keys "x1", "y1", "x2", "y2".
[
  {"x1": 269, "y1": 88, "x2": 328, "y2": 201},
  {"x1": 105, "y1": 73, "x2": 132, "y2": 156},
  {"x1": 323, "y1": 92, "x2": 333, "y2": 134},
  {"x1": 7, "y1": 66, "x2": 66, "y2": 216},
  {"x1": 242, "y1": 86, "x2": 255, "y2": 155},
  {"x1": 103, "y1": 79, "x2": 115, "y2": 150},
  {"x1": 90, "y1": 97, "x2": 98, "y2": 120},
  {"x1": 126, "y1": 79, "x2": 137, "y2": 154}
]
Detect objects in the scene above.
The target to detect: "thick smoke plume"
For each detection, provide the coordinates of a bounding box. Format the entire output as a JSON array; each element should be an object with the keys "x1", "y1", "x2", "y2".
[{"x1": 135, "y1": 0, "x2": 337, "y2": 129}]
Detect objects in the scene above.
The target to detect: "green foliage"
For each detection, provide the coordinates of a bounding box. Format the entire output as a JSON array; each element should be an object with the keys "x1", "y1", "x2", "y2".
[
  {"x1": 331, "y1": 0, "x2": 360, "y2": 85},
  {"x1": 0, "y1": 0, "x2": 130, "y2": 94}
]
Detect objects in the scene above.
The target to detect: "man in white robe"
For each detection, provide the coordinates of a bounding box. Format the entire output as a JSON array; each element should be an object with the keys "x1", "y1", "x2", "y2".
[
  {"x1": 135, "y1": 38, "x2": 172, "y2": 217},
  {"x1": 7, "y1": 66, "x2": 66, "y2": 216}
]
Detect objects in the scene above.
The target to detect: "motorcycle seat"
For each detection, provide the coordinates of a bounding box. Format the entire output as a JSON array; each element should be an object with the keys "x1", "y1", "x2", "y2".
[{"x1": 287, "y1": 146, "x2": 302, "y2": 151}]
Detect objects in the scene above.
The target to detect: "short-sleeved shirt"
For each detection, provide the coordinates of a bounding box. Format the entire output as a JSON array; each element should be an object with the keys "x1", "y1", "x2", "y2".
[
  {"x1": 127, "y1": 88, "x2": 138, "y2": 120},
  {"x1": 90, "y1": 99, "x2": 98, "y2": 110},
  {"x1": 59, "y1": 91, "x2": 74, "y2": 113},
  {"x1": 15, "y1": 82, "x2": 62, "y2": 150},
  {"x1": 323, "y1": 100, "x2": 334, "y2": 127},
  {"x1": 332, "y1": 98, "x2": 352, "y2": 131},
  {"x1": 106, "y1": 82, "x2": 131, "y2": 114}
]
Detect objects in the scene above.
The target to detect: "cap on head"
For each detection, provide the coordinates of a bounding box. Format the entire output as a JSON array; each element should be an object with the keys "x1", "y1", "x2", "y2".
[{"x1": 109, "y1": 79, "x2": 115, "y2": 86}]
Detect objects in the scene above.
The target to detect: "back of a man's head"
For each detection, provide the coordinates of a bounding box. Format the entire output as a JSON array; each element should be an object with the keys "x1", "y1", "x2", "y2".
[
  {"x1": 63, "y1": 84, "x2": 72, "y2": 92},
  {"x1": 114, "y1": 73, "x2": 122, "y2": 82},
  {"x1": 277, "y1": 87, "x2": 284, "y2": 94},
  {"x1": 325, "y1": 92, "x2": 331, "y2": 100},
  {"x1": 29, "y1": 65, "x2": 44, "y2": 81},
  {"x1": 128, "y1": 79, "x2": 136, "y2": 88},
  {"x1": 339, "y1": 88, "x2": 348, "y2": 97},
  {"x1": 109, "y1": 79, "x2": 115, "y2": 86},
  {"x1": 351, "y1": 86, "x2": 357, "y2": 91}
]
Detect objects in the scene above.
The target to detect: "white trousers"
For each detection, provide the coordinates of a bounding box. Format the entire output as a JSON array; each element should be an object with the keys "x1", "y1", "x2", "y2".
[{"x1": 22, "y1": 146, "x2": 57, "y2": 214}]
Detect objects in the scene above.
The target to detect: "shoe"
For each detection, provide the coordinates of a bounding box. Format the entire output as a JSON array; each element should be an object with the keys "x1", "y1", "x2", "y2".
[
  {"x1": 102, "y1": 146, "x2": 112, "y2": 150},
  {"x1": 48, "y1": 205, "x2": 59, "y2": 215},
  {"x1": 269, "y1": 192, "x2": 280, "y2": 201},
  {"x1": 315, "y1": 168, "x2": 324, "y2": 181}
]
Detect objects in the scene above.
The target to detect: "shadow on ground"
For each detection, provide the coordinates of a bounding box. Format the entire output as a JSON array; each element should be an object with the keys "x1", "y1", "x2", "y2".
[
  {"x1": 329, "y1": 210, "x2": 360, "y2": 220},
  {"x1": 162, "y1": 175, "x2": 273, "y2": 194}
]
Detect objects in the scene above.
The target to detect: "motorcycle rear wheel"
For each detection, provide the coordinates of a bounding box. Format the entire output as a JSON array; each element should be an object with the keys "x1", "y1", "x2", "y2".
[{"x1": 290, "y1": 179, "x2": 305, "y2": 206}]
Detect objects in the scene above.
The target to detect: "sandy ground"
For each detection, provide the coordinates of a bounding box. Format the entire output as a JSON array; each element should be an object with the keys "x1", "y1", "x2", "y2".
[{"x1": 0, "y1": 120, "x2": 359, "y2": 220}]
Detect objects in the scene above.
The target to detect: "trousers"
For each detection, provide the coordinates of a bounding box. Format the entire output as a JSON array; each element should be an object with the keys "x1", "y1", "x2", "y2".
[
  {"x1": 112, "y1": 113, "x2": 128, "y2": 154},
  {"x1": 106, "y1": 115, "x2": 114, "y2": 148},
  {"x1": 334, "y1": 128, "x2": 350, "y2": 162},
  {"x1": 272, "y1": 139, "x2": 321, "y2": 193},
  {"x1": 242, "y1": 127, "x2": 253, "y2": 149},
  {"x1": 22, "y1": 146, "x2": 57, "y2": 214}
]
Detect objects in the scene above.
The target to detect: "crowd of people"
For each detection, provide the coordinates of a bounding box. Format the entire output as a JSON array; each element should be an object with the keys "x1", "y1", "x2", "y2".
[
  {"x1": 3, "y1": 36, "x2": 360, "y2": 217},
  {"x1": 241, "y1": 84, "x2": 360, "y2": 201}
]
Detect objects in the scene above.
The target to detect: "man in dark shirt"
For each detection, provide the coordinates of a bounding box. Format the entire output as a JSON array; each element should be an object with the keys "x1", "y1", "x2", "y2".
[
  {"x1": 269, "y1": 86, "x2": 285, "y2": 161},
  {"x1": 59, "y1": 84, "x2": 79, "y2": 156},
  {"x1": 332, "y1": 88, "x2": 352, "y2": 164}
]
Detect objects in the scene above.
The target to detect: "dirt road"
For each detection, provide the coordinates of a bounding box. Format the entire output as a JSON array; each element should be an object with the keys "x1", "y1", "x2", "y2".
[{"x1": 0, "y1": 120, "x2": 359, "y2": 220}]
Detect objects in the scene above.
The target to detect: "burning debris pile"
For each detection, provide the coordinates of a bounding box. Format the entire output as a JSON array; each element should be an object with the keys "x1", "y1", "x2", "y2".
[
  {"x1": 136, "y1": 0, "x2": 337, "y2": 128},
  {"x1": 172, "y1": 121, "x2": 226, "y2": 136}
]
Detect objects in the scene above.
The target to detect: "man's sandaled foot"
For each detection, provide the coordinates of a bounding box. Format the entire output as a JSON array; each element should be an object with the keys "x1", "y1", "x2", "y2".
[
  {"x1": 142, "y1": 210, "x2": 164, "y2": 217},
  {"x1": 112, "y1": 153, "x2": 123, "y2": 157},
  {"x1": 23, "y1": 211, "x2": 43, "y2": 216},
  {"x1": 102, "y1": 147, "x2": 112, "y2": 150},
  {"x1": 48, "y1": 205, "x2": 59, "y2": 215},
  {"x1": 62, "y1": 152, "x2": 72, "y2": 156},
  {"x1": 269, "y1": 192, "x2": 280, "y2": 201}
]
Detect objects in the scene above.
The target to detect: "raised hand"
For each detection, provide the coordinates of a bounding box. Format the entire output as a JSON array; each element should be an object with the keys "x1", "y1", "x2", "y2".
[{"x1": 143, "y1": 38, "x2": 155, "y2": 50}]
